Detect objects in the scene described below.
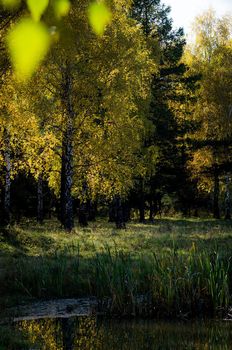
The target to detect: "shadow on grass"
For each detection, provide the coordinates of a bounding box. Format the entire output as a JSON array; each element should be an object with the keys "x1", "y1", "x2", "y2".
[{"x1": 0, "y1": 227, "x2": 56, "y2": 257}]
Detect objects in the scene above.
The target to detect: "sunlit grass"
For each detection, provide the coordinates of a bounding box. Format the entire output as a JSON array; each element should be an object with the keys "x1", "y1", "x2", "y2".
[{"x1": 1, "y1": 218, "x2": 232, "y2": 258}]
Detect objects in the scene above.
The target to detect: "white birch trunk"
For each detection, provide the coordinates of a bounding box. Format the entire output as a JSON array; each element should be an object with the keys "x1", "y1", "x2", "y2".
[{"x1": 4, "y1": 127, "x2": 11, "y2": 225}]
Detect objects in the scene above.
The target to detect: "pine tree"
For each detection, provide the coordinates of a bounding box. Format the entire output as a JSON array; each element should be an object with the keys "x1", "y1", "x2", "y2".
[{"x1": 131, "y1": 0, "x2": 195, "y2": 219}]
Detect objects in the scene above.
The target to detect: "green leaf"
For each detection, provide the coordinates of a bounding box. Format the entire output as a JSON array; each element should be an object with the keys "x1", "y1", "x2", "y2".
[
  {"x1": 88, "y1": 1, "x2": 112, "y2": 36},
  {"x1": 53, "y1": 0, "x2": 71, "y2": 19},
  {"x1": 1, "y1": 0, "x2": 20, "y2": 9},
  {"x1": 27, "y1": 0, "x2": 49, "y2": 22},
  {"x1": 7, "y1": 19, "x2": 51, "y2": 80}
]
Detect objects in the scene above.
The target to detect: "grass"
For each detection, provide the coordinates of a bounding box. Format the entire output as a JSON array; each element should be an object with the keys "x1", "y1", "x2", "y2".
[
  {"x1": 1, "y1": 218, "x2": 232, "y2": 319},
  {"x1": 2, "y1": 217, "x2": 232, "y2": 258}
]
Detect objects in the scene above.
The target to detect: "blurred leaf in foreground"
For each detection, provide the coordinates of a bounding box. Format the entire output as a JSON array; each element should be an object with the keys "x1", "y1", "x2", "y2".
[
  {"x1": 1, "y1": 0, "x2": 20, "y2": 9},
  {"x1": 7, "y1": 19, "x2": 51, "y2": 80},
  {"x1": 53, "y1": 0, "x2": 71, "y2": 19},
  {"x1": 88, "y1": 1, "x2": 112, "y2": 36},
  {"x1": 27, "y1": 0, "x2": 49, "y2": 22}
]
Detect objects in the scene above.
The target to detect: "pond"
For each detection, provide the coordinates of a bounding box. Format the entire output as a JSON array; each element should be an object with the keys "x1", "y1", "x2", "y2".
[{"x1": 16, "y1": 316, "x2": 232, "y2": 349}]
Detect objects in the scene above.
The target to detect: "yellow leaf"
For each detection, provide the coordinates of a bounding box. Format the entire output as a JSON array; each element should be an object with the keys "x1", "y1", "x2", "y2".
[
  {"x1": 1, "y1": 0, "x2": 20, "y2": 9},
  {"x1": 53, "y1": 0, "x2": 70, "y2": 18},
  {"x1": 7, "y1": 19, "x2": 51, "y2": 80},
  {"x1": 27, "y1": 0, "x2": 49, "y2": 22},
  {"x1": 88, "y1": 1, "x2": 112, "y2": 36}
]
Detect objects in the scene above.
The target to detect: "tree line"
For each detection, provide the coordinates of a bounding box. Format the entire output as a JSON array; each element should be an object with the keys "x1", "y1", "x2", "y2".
[{"x1": 0, "y1": 0, "x2": 232, "y2": 230}]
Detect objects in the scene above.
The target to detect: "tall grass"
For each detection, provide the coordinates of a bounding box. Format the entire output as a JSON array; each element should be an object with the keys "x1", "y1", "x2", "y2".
[
  {"x1": 93, "y1": 247, "x2": 138, "y2": 314},
  {"x1": 3, "y1": 244, "x2": 231, "y2": 318},
  {"x1": 10, "y1": 246, "x2": 81, "y2": 298},
  {"x1": 91, "y1": 247, "x2": 231, "y2": 317}
]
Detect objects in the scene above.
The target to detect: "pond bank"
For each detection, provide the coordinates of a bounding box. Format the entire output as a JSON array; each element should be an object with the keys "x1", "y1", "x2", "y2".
[
  {"x1": 8, "y1": 298, "x2": 99, "y2": 322},
  {"x1": 3, "y1": 296, "x2": 232, "y2": 324}
]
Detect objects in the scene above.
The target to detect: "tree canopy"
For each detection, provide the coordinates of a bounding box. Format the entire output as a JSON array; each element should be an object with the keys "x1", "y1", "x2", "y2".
[{"x1": 0, "y1": 3, "x2": 232, "y2": 228}]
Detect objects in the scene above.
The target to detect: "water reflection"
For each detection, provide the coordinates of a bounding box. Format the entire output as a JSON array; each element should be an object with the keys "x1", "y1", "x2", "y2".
[
  {"x1": 18, "y1": 317, "x2": 100, "y2": 350},
  {"x1": 18, "y1": 316, "x2": 232, "y2": 349}
]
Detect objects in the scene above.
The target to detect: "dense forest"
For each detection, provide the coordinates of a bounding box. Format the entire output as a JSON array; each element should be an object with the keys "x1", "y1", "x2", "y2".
[
  {"x1": 0, "y1": 0, "x2": 232, "y2": 231},
  {"x1": 2, "y1": 3, "x2": 232, "y2": 348}
]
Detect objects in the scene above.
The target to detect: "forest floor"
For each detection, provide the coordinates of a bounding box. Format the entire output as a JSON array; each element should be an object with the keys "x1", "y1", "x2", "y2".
[{"x1": 1, "y1": 217, "x2": 232, "y2": 319}]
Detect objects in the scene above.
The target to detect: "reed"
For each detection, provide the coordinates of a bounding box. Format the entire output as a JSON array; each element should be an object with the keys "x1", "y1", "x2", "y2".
[{"x1": 3, "y1": 245, "x2": 230, "y2": 317}]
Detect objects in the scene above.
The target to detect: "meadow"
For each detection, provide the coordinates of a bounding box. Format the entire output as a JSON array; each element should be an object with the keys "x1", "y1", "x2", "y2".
[{"x1": 1, "y1": 218, "x2": 232, "y2": 319}]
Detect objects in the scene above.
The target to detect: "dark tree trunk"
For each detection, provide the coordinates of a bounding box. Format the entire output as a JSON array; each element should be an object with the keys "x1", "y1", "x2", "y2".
[
  {"x1": 37, "y1": 174, "x2": 44, "y2": 224},
  {"x1": 124, "y1": 202, "x2": 131, "y2": 222},
  {"x1": 60, "y1": 62, "x2": 74, "y2": 232},
  {"x1": 213, "y1": 166, "x2": 220, "y2": 219},
  {"x1": 87, "y1": 200, "x2": 97, "y2": 221},
  {"x1": 60, "y1": 149, "x2": 66, "y2": 226},
  {"x1": 139, "y1": 201, "x2": 145, "y2": 222},
  {"x1": 3, "y1": 128, "x2": 11, "y2": 226},
  {"x1": 139, "y1": 178, "x2": 145, "y2": 223},
  {"x1": 154, "y1": 194, "x2": 162, "y2": 218},
  {"x1": 78, "y1": 205, "x2": 88, "y2": 227},
  {"x1": 193, "y1": 207, "x2": 199, "y2": 217},
  {"x1": 115, "y1": 195, "x2": 126, "y2": 229},
  {"x1": 108, "y1": 200, "x2": 116, "y2": 222},
  {"x1": 48, "y1": 195, "x2": 54, "y2": 220},
  {"x1": 149, "y1": 198, "x2": 155, "y2": 222},
  {"x1": 64, "y1": 132, "x2": 74, "y2": 231},
  {"x1": 78, "y1": 182, "x2": 88, "y2": 227},
  {"x1": 225, "y1": 175, "x2": 231, "y2": 220}
]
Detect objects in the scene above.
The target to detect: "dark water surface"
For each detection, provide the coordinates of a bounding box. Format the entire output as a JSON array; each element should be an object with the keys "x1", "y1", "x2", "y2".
[{"x1": 17, "y1": 317, "x2": 232, "y2": 349}]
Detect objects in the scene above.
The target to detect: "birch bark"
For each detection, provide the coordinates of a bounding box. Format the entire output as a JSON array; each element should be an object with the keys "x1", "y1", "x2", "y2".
[{"x1": 3, "y1": 127, "x2": 11, "y2": 226}]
